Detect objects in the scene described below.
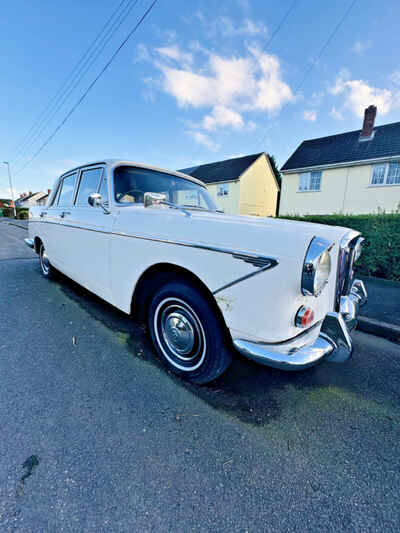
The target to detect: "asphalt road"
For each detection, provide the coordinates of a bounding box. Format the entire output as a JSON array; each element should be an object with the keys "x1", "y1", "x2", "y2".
[{"x1": 1, "y1": 222, "x2": 400, "y2": 532}]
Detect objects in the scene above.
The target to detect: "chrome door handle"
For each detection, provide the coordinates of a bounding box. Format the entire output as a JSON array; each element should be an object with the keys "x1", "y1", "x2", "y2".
[
  {"x1": 60, "y1": 211, "x2": 71, "y2": 218},
  {"x1": 40, "y1": 211, "x2": 47, "y2": 218}
]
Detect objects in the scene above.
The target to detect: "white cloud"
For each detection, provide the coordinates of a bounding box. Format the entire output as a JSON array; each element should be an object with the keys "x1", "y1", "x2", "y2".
[
  {"x1": 156, "y1": 46, "x2": 292, "y2": 117},
  {"x1": 195, "y1": 12, "x2": 267, "y2": 38},
  {"x1": 134, "y1": 43, "x2": 150, "y2": 63},
  {"x1": 330, "y1": 72, "x2": 394, "y2": 117},
  {"x1": 330, "y1": 106, "x2": 343, "y2": 120},
  {"x1": 390, "y1": 70, "x2": 400, "y2": 86},
  {"x1": 202, "y1": 105, "x2": 244, "y2": 131},
  {"x1": 187, "y1": 131, "x2": 220, "y2": 151},
  {"x1": 351, "y1": 41, "x2": 370, "y2": 54},
  {"x1": 156, "y1": 45, "x2": 193, "y2": 68},
  {"x1": 303, "y1": 110, "x2": 317, "y2": 122}
]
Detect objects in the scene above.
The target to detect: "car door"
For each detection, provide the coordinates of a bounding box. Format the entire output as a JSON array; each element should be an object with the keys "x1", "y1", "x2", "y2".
[
  {"x1": 59, "y1": 166, "x2": 114, "y2": 302},
  {"x1": 43, "y1": 172, "x2": 78, "y2": 271}
]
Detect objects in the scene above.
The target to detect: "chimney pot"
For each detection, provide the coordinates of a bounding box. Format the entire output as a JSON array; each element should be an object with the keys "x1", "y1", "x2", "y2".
[
  {"x1": 48, "y1": 189, "x2": 51, "y2": 194},
  {"x1": 360, "y1": 105, "x2": 377, "y2": 139}
]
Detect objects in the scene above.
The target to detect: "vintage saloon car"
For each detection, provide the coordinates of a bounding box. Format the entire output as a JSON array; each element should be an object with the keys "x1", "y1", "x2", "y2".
[{"x1": 25, "y1": 160, "x2": 367, "y2": 383}]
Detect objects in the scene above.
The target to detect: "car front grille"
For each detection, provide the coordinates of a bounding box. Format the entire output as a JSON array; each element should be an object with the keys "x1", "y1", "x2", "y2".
[{"x1": 335, "y1": 233, "x2": 362, "y2": 311}]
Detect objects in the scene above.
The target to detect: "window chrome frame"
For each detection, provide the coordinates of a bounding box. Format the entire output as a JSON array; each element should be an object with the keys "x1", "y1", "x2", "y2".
[
  {"x1": 110, "y1": 164, "x2": 213, "y2": 210},
  {"x1": 73, "y1": 165, "x2": 105, "y2": 207},
  {"x1": 56, "y1": 171, "x2": 79, "y2": 208}
]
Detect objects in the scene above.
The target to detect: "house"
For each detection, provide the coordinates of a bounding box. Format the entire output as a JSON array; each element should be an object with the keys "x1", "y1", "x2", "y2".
[
  {"x1": 279, "y1": 106, "x2": 400, "y2": 215},
  {"x1": 0, "y1": 198, "x2": 13, "y2": 208},
  {"x1": 16, "y1": 190, "x2": 49, "y2": 207},
  {"x1": 179, "y1": 152, "x2": 280, "y2": 216}
]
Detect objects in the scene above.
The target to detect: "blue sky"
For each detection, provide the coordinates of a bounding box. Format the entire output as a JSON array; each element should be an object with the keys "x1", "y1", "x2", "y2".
[{"x1": 1, "y1": 0, "x2": 400, "y2": 197}]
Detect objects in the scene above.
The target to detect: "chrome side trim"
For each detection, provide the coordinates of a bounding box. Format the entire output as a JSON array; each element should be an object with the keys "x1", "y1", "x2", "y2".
[
  {"x1": 213, "y1": 260, "x2": 278, "y2": 295},
  {"x1": 24, "y1": 238, "x2": 34, "y2": 249},
  {"x1": 38, "y1": 220, "x2": 278, "y2": 268}
]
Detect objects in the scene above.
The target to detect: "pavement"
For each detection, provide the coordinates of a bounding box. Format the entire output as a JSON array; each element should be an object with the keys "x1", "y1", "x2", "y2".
[{"x1": 1, "y1": 221, "x2": 400, "y2": 532}]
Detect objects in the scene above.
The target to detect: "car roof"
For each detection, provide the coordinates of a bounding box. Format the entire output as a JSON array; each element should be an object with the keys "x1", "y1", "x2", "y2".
[{"x1": 59, "y1": 159, "x2": 206, "y2": 188}]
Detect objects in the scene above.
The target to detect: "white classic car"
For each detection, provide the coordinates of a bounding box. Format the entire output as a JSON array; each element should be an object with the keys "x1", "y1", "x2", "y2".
[{"x1": 26, "y1": 160, "x2": 367, "y2": 383}]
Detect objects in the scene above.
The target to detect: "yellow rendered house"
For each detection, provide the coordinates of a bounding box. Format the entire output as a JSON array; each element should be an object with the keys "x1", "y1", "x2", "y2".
[
  {"x1": 179, "y1": 152, "x2": 280, "y2": 217},
  {"x1": 280, "y1": 106, "x2": 400, "y2": 215}
]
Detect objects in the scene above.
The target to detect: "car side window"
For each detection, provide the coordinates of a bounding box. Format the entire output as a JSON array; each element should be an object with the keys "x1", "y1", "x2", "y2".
[
  {"x1": 57, "y1": 173, "x2": 78, "y2": 206},
  {"x1": 98, "y1": 175, "x2": 109, "y2": 205},
  {"x1": 75, "y1": 168, "x2": 103, "y2": 206}
]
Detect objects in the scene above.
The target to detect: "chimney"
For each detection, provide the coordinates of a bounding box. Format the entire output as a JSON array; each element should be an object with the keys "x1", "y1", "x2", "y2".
[
  {"x1": 360, "y1": 105, "x2": 377, "y2": 140},
  {"x1": 48, "y1": 189, "x2": 51, "y2": 195},
  {"x1": 29, "y1": 190, "x2": 32, "y2": 195}
]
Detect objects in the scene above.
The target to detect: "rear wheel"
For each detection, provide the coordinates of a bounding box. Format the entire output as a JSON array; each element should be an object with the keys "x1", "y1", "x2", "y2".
[
  {"x1": 39, "y1": 244, "x2": 55, "y2": 279},
  {"x1": 148, "y1": 281, "x2": 232, "y2": 384}
]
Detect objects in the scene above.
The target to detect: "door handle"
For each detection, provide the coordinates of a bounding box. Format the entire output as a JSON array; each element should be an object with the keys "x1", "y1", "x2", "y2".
[
  {"x1": 60, "y1": 211, "x2": 71, "y2": 218},
  {"x1": 40, "y1": 211, "x2": 47, "y2": 218}
]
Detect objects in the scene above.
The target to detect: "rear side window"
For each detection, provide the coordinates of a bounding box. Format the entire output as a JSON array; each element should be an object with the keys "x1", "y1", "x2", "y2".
[
  {"x1": 57, "y1": 173, "x2": 77, "y2": 206},
  {"x1": 75, "y1": 168, "x2": 103, "y2": 206}
]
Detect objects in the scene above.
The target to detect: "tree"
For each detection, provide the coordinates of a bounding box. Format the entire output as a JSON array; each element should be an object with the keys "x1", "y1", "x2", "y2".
[{"x1": 267, "y1": 154, "x2": 281, "y2": 188}]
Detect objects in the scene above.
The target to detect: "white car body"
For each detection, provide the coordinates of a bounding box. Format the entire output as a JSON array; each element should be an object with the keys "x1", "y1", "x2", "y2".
[{"x1": 26, "y1": 160, "x2": 367, "y2": 377}]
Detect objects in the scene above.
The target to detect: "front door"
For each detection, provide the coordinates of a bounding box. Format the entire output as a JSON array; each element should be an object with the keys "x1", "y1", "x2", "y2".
[{"x1": 59, "y1": 166, "x2": 114, "y2": 302}]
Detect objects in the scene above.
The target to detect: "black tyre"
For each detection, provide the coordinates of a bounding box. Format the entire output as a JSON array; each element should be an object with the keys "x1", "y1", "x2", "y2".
[
  {"x1": 39, "y1": 243, "x2": 55, "y2": 279},
  {"x1": 148, "y1": 280, "x2": 232, "y2": 384}
]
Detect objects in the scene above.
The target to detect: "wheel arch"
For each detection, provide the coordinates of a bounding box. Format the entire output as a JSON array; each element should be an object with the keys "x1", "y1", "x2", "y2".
[{"x1": 131, "y1": 262, "x2": 232, "y2": 341}]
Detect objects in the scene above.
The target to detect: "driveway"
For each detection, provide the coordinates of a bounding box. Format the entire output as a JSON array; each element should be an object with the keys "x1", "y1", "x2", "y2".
[{"x1": 1, "y1": 223, "x2": 399, "y2": 532}]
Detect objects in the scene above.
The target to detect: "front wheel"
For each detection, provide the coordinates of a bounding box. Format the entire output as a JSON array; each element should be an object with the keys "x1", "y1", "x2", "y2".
[
  {"x1": 148, "y1": 281, "x2": 232, "y2": 384},
  {"x1": 39, "y1": 244, "x2": 55, "y2": 279}
]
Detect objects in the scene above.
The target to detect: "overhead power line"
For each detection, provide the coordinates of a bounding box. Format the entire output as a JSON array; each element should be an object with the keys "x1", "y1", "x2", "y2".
[
  {"x1": 292, "y1": 0, "x2": 358, "y2": 95},
  {"x1": 15, "y1": 0, "x2": 159, "y2": 175},
  {"x1": 261, "y1": 0, "x2": 299, "y2": 53},
  {"x1": 12, "y1": 0, "x2": 131, "y2": 161},
  {"x1": 259, "y1": 0, "x2": 358, "y2": 147}
]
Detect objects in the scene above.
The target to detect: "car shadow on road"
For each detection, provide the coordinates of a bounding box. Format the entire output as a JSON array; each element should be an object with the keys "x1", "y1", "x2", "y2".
[{"x1": 55, "y1": 269, "x2": 397, "y2": 428}]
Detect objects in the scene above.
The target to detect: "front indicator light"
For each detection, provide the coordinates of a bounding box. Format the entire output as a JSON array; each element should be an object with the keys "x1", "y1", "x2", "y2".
[{"x1": 295, "y1": 306, "x2": 315, "y2": 328}]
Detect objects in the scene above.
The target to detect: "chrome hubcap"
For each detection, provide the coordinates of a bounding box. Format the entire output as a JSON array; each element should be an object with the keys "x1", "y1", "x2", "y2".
[
  {"x1": 162, "y1": 311, "x2": 195, "y2": 357},
  {"x1": 154, "y1": 298, "x2": 206, "y2": 371},
  {"x1": 40, "y1": 247, "x2": 50, "y2": 274}
]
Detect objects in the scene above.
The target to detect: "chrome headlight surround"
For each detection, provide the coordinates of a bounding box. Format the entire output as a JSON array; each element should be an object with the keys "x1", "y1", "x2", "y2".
[{"x1": 302, "y1": 237, "x2": 333, "y2": 296}]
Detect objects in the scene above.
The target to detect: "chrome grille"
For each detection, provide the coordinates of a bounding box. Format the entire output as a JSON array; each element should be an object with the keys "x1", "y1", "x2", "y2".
[{"x1": 335, "y1": 233, "x2": 362, "y2": 310}]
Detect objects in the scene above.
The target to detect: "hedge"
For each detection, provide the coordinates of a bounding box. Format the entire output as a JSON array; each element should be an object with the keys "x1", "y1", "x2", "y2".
[
  {"x1": 279, "y1": 213, "x2": 400, "y2": 281},
  {"x1": 1, "y1": 207, "x2": 29, "y2": 219}
]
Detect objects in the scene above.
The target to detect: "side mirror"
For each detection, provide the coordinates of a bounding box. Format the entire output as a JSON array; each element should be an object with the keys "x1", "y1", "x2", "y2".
[
  {"x1": 144, "y1": 192, "x2": 167, "y2": 208},
  {"x1": 88, "y1": 193, "x2": 110, "y2": 214},
  {"x1": 88, "y1": 193, "x2": 102, "y2": 207}
]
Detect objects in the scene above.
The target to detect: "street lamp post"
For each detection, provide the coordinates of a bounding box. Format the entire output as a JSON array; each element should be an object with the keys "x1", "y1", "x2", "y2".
[{"x1": 3, "y1": 161, "x2": 17, "y2": 218}]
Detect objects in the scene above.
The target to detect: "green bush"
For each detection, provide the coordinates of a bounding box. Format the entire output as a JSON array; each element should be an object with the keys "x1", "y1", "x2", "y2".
[
  {"x1": 1, "y1": 207, "x2": 29, "y2": 219},
  {"x1": 279, "y1": 213, "x2": 400, "y2": 281}
]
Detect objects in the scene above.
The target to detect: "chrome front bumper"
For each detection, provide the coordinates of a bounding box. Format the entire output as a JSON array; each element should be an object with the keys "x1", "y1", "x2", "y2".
[{"x1": 233, "y1": 279, "x2": 367, "y2": 371}]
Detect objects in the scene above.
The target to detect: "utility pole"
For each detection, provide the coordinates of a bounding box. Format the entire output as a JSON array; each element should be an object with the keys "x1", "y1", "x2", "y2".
[{"x1": 3, "y1": 161, "x2": 16, "y2": 218}]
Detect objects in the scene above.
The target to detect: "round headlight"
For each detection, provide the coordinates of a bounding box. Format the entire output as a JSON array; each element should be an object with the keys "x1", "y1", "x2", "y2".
[
  {"x1": 353, "y1": 238, "x2": 364, "y2": 263},
  {"x1": 313, "y1": 249, "x2": 331, "y2": 295},
  {"x1": 302, "y1": 237, "x2": 332, "y2": 296}
]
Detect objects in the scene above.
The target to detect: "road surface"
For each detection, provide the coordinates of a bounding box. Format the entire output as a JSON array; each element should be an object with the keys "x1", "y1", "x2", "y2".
[{"x1": 1, "y1": 222, "x2": 399, "y2": 532}]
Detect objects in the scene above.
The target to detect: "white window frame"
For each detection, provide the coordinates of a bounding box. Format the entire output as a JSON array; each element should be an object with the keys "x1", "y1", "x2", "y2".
[
  {"x1": 298, "y1": 171, "x2": 322, "y2": 192},
  {"x1": 217, "y1": 183, "x2": 229, "y2": 196},
  {"x1": 370, "y1": 161, "x2": 400, "y2": 187}
]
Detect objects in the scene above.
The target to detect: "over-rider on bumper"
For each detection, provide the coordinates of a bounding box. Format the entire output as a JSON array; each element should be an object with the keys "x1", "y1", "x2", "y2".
[{"x1": 233, "y1": 279, "x2": 367, "y2": 371}]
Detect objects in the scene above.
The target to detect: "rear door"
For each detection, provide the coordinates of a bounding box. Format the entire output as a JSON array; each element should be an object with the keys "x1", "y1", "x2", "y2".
[
  {"x1": 59, "y1": 166, "x2": 114, "y2": 301},
  {"x1": 44, "y1": 172, "x2": 78, "y2": 271}
]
